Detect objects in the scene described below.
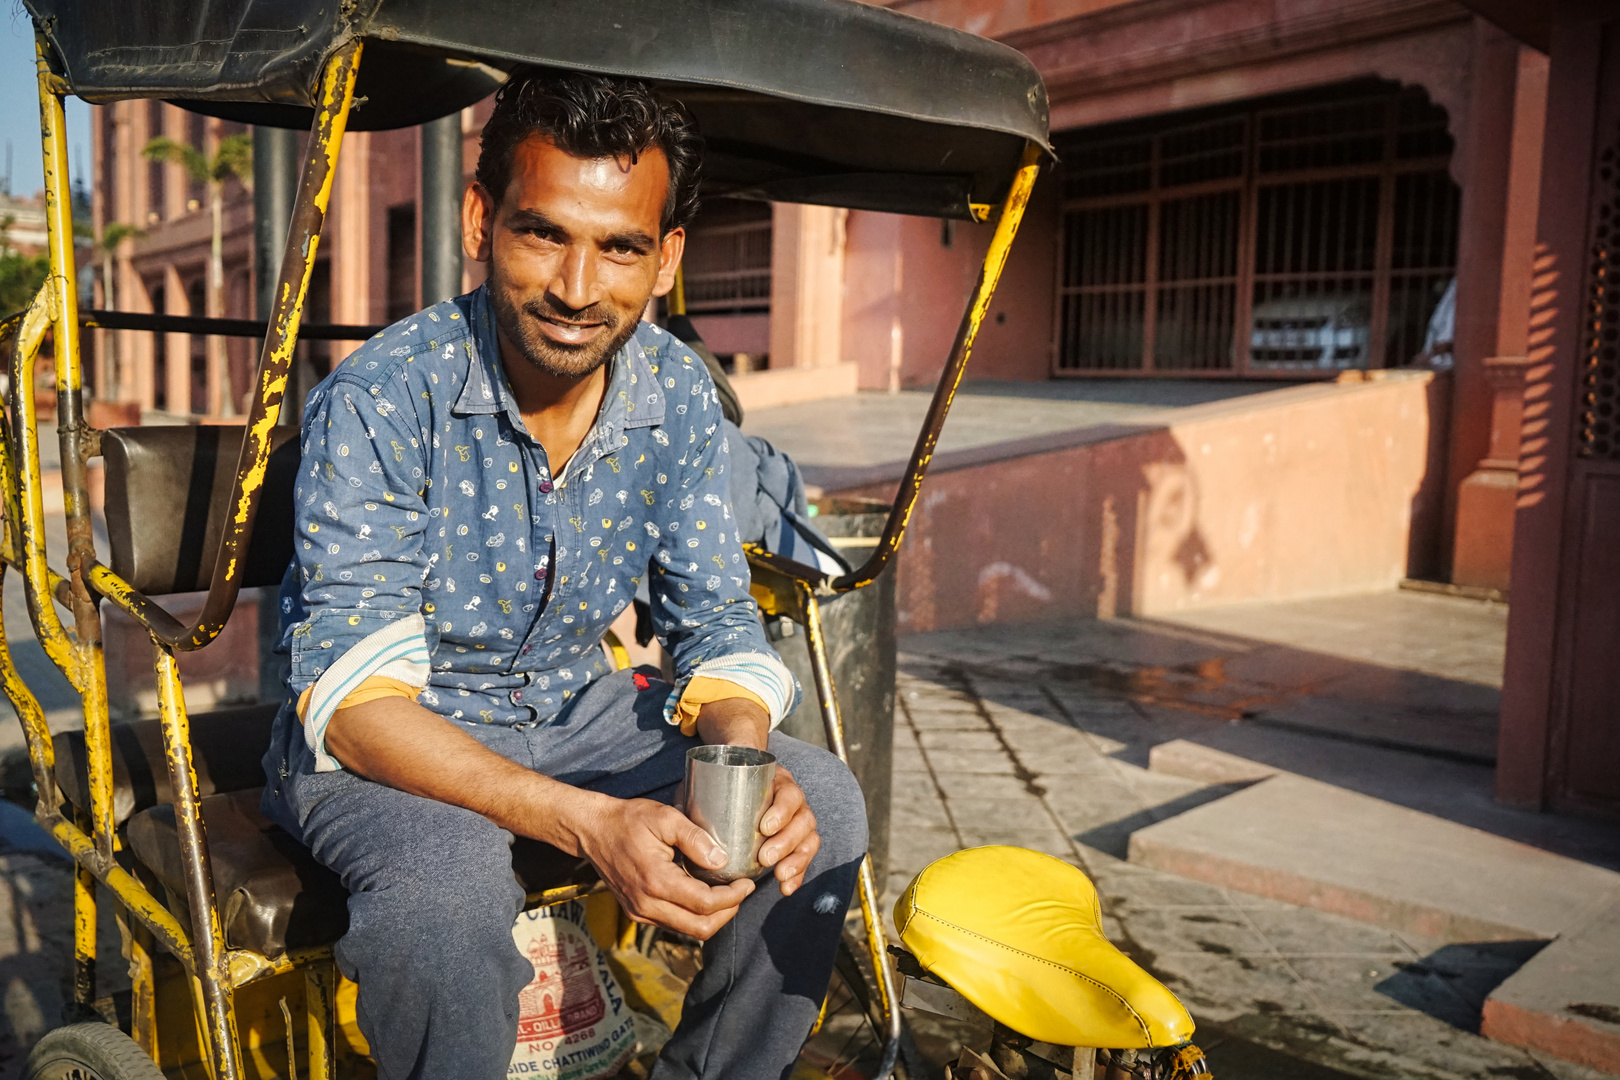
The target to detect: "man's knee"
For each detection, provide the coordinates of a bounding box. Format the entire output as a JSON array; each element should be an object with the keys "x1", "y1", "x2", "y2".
[
  {"x1": 768, "y1": 735, "x2": 869, "y2": 868},
  {"x1": 341, "y1": 836, "x2": 526, "y2": 976}
]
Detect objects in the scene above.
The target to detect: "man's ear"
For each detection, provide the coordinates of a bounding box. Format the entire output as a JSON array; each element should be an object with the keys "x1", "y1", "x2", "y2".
[
  {"x1": 462, "y1": 182, "x2": 496, "y2": 263},
  {"x1": 651, "y1": 226, "x2": 685, "y2": 298}
]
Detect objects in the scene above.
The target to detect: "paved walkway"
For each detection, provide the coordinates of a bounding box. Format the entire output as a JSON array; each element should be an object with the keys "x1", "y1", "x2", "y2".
[
  {"x1": 0, "y1": 588, "x2": 1610, "y2": 1078},
  {"x1": 889, "y1": 590, "x2": 1615, "y2": 1079}
]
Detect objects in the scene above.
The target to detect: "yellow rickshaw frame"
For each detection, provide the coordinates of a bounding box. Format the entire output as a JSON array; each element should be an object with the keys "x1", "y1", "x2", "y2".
[{"x1": 0, "y1": 31, "x2": 1039, "y2": 1080}]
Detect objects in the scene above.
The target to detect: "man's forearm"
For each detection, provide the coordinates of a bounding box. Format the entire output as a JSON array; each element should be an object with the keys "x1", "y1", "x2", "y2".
[
  {"x1": 692, "y1": 696, "x2": 771, "y2": 750},
  {"x1": 323, "y1": 697, "x2": 605, "y2": 855}
]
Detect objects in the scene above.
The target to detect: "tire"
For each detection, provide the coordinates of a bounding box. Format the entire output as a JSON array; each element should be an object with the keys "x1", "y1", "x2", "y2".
[
  {"x1": 798, "y1": 933, "x2": 920, "y2": 1080},
  {"x1": 23, "y1": 1022, "x2": 165, "y2": 1080}
]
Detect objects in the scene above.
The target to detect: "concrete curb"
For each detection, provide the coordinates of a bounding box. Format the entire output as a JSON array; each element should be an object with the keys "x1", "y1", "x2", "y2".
[
  {"x1": 1481, "y1": 902, "x2": 1620, "y2": 1073},
  {"x1": 1126, "y1": 772, "x2": 1620, "y2": 943}
]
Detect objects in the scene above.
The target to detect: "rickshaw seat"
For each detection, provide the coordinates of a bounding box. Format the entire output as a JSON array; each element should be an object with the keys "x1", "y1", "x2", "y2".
[
  {"x1": 101, "y1": 425, "x2": 300, "y2": 596},
  {"x1": 52, "y1": 703, "x2": 279, "y2": 827},
  {"x1": 894, "y1": 846, "x2": 1194, "y2": 1050},
  {"x1": 125, "y1": 787, "x2": 599, "y2": 957}
]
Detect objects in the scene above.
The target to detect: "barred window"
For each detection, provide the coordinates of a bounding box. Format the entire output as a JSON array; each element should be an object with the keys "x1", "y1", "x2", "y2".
[{"x1": 1054, "y1": 81, "x2": 1459, "y2": 376}]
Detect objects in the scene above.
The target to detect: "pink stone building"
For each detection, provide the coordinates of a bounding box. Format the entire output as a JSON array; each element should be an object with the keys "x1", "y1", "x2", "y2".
[{"x1": 87, "y1": 0, "x2": 1616, "y2": 816}]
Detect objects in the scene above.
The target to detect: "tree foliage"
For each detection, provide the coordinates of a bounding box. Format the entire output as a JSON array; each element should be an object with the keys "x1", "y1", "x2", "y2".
[
  {"x1": 0, "y1": 216, "x2": 49, "y2": 317},
  {"x1": 142, "y1": 134, "x2": 253, "y2": 185}
]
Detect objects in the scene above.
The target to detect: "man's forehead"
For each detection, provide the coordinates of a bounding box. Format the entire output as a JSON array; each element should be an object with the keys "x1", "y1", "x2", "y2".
[{"x1": 503, "y1": 135, "x2": 668, "y2": 223}]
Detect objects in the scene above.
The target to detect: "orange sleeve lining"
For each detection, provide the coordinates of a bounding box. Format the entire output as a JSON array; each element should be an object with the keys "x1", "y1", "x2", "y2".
[
  {"x1": 672, "y1": 676, "x2": 770, "y2": 737},
  {"x1": 296, "y1": 675, "x2": 422, "y2": 723}
]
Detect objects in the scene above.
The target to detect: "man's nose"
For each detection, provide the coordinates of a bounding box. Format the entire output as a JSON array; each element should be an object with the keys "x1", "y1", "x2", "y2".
[{"x1": 550, "y1": 245, "x2": 601, "y2": 312}]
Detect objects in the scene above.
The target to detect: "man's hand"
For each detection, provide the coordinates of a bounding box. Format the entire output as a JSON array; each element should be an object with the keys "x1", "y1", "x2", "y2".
[
  {"x1": 328, "y1": 697, "x2": 753, "y2": 938},
  {"x1": 694, "y1": 697, "x2": 822, "y2": 897},
  {"x1": 574, "y1": 795, "x2": 755, "y2": 940}
]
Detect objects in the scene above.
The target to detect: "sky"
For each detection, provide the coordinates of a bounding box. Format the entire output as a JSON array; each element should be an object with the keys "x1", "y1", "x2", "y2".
[{"x1": 0, "y1": 5, "x2": 91, "y2": 200}]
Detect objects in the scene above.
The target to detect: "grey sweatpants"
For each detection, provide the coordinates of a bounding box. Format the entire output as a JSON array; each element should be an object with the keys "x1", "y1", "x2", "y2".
[{"x1": 261, "y1": 668, "x2": 867, "y2": 1080}]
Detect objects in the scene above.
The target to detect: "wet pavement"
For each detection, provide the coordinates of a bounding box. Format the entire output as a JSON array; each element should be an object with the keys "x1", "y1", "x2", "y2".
[{"x1": 886, "y1": 590, "x2": 1615, "y2": 1079}]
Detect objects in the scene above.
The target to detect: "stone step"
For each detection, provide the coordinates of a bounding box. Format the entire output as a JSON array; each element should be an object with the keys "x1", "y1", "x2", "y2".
[
  {"x1": 1482, "y1": 901, "x2": 1620, "y2": 1074},
  {"x1": 1126, "y1": 771, "x2": 1620, "y2": 943}
]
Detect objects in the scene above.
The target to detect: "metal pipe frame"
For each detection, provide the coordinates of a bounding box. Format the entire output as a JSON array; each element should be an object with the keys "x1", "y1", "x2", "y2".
[
  {"x1": 831, "y1": 143, "x2": 1043, "y2": 593},
  {"x1": 154, "y1": 643, "x2": 243, "y2": 1080},
  {"x1": 0, "y1": 33, "x2": 365, "y2": 1080},
  {"x1": 420, "y1": 112, "x2": 465, "y2": 306},
  {"x1": 87, "y1": 37, "x2": 363, "y2": 653},
  {"x1": 798, "y1": 580, "x2": 903, "y2": 1080},
  {"x1": 732, "y1": 154, "x2": 1042, "y2": 1077},
  {"x1": 2, "y1": 30, "x2": 1034, "y2": 1080},
  {"x1": 80, "y1": 310, "x2": 385, "y2": 343}
]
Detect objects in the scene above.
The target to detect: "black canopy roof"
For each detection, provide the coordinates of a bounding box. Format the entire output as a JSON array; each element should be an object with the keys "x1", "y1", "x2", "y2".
[{"x1": 28, "y1": 0, "x2": 1049, "y2": 218}]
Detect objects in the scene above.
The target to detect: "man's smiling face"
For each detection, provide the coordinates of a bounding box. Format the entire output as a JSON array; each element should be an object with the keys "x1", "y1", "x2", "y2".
[{"x1": 469, "y1": 135, "x2": 683, "y2": 380}]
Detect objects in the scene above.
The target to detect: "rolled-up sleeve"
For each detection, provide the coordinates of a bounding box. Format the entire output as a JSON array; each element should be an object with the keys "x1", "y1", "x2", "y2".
[
  {"x1": 647, "y1": 398, "x2": 798, "y2": 728},
  {"x1": 286, "y1": 379, "x2": 434, "y2": 768}
]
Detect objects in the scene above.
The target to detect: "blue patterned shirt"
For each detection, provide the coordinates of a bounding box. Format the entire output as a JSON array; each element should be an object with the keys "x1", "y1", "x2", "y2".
[{"x1": 279, "y1": 285, "x2": 793, "y2": 771}]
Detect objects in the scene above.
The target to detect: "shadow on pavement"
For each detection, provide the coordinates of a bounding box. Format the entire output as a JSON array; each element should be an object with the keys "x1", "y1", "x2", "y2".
[
  {"x1": 1376, "y1": 941, "x2": 1548, "y2": 1033},
  {"x1": 901, "y1": 612, "x2": 1620, "y2": 874}
]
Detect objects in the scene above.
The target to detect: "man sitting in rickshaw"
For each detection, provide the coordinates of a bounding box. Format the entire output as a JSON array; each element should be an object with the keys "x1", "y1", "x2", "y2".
[{"x1": 260, "y1": 68, "x2": 866, "y2": 1080}]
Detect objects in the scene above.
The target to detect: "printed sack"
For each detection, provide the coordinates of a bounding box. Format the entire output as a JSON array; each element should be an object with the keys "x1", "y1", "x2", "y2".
[{"x1": 509, "y1": 901, "x2": 639, "y2": 1079}]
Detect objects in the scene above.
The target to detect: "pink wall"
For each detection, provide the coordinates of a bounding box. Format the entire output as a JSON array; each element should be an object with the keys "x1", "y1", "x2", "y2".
[
  {"x1": 832, "y1": 372, "x2": 1446, "y2": 633},
  {"x1": 843, "y1": 171, "x2": 1059, "y2": 389}
]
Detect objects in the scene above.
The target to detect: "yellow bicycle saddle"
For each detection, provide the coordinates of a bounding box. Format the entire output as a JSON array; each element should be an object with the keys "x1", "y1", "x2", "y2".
[{"x1": 894, "y1": 846, "x2": 1194, "y2": 1049}]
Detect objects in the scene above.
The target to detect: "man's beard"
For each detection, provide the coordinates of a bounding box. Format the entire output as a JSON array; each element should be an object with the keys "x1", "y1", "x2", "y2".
[{"x1": 488, "y1": 270, "x2": 642, "y2": 380}]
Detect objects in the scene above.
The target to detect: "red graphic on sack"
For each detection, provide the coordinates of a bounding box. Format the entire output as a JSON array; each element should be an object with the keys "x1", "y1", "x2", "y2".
[
  {"x1": 632, "y1": 672, "x2": 652, "y2": 691},
  {"x1": 515, "y1": 933, "x2": 606, "y2": 1045}
]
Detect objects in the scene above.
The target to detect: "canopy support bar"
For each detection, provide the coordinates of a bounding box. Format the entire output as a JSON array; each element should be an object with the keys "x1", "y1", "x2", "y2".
[
  {"x1": 832, "y1": 142, "x2": 1042, "y2": 593},
  {"x1": 421, "y1": 112, "x2": 464, "y2": 305},
  {"x1": 92, "y1": 37, "x2": 364, "y2": 651}
]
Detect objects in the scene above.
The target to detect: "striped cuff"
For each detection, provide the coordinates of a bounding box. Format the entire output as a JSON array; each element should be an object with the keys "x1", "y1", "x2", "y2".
[
  {"x1": 301, "y1": 614, "x2": 431, "y2": 773},
  {"x1": 664, "y1": 651, "x2": 799, "y2": 733}
]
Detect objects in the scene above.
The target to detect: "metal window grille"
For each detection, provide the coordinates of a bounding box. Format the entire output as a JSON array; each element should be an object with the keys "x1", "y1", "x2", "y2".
[
  {"x1": 1579, "y1": 114, "x2": 1620, "y2": 459},
  {"x1": 385, "y1": 204, "x2": 417, "y2": 323},
  {"x1": 682, "y1": 200, "x2": 772, "y2": 315},
  {"x1": 1054, "y1": 82, "x2": 1459, "y2": 376}
]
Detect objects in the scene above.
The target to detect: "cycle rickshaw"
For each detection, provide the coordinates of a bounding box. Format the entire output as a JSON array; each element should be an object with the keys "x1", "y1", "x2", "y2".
[{"x1": 5, "y1": 2, "x2": 1209, "y2": 1077}]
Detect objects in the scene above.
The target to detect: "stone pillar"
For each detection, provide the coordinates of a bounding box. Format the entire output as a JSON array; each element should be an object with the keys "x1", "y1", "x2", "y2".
[
  {"x1": 767, "y1": 202, "x2": 847, "y2": 370},
  {"x1": 1497, "y1": 0, "x2": 1618, "y2": 812},
  {"x1": 1452, "y1": 356, "x2": 1531, "y2": 591},
  {"x1": 162, "y1": 263, "x2": 189, "y2": 413},
  {"x1": 1444, "y1": 27, "x2": 1548, "y2": 583},
  {"x1": 329, "y1": 129, "x2": 372, "y2": 365}
]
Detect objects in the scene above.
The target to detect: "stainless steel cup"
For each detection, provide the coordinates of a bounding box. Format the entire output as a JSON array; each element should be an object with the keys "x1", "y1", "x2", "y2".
[{"x1": 681, "y1": 744, "x2": 777, "y2": 885}]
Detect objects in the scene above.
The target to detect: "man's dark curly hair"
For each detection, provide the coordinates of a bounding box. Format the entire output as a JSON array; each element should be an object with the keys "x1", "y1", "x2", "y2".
[{"x1": 475, "y1": 68, "x2": 703, "y2": 235}]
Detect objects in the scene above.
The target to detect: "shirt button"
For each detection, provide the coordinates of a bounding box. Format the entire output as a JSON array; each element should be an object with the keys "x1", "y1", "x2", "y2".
[
  {"x1": 535, "y1": 567, "x2": 548, "y2": 580},
  {"x1": 538, "y1": 480, "x2": 553, "y2": 493},
  {"x1": 511, "y1": 689, "x2": 524, "y2": 703}
]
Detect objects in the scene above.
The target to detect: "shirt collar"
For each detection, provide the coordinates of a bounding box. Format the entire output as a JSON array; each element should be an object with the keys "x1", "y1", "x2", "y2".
[{"x1": 452, "y1": 284, "x2": 666, "y2": 447}]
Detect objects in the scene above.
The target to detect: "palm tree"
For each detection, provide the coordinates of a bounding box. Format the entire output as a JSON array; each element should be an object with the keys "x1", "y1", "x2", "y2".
[
  {"x1": 93, "y1": 222, "x2": 144, "y2": 400},
  {"x1": 143, "y1": 132, "x2": 252, "y2": 416}
]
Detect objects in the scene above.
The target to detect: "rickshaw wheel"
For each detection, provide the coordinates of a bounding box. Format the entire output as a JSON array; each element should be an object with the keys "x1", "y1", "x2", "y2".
[
  {"x1": 23, "y1": 1022, "x2": 165, "y2": 1080},
  {"x1": 796, "y1": 932, "x2": 918, "y2": 1080}
]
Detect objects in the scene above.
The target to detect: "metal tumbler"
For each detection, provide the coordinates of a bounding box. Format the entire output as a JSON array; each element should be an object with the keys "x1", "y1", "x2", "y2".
[{"x1": 681, "y1": 744, "x2": 778, "y2": 885}]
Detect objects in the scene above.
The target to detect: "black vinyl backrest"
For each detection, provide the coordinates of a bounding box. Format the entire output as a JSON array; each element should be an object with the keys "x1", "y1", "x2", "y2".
[{"x1": 101, "y1": 426, "x2": 300, "y2": 597}]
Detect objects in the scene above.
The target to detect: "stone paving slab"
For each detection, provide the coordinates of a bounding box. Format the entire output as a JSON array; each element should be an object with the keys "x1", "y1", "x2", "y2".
[
  {"x1": 887, "y1": 657, "x2": 1614, "y2": 1079},
  {"x1": 1483, "y1": 901, "x2": 1620, "y2": 1073},
  {"x1": 1127, "y1": 772, "x2": 1620, "y2": 943},
  {"x1": 1147, "y1": 728, "x2": 1620, "y2": 871}
]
